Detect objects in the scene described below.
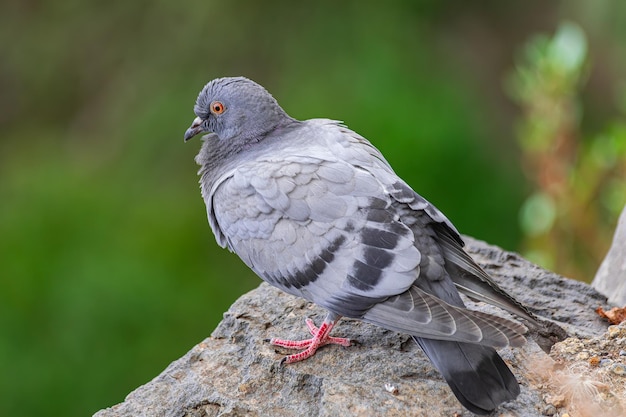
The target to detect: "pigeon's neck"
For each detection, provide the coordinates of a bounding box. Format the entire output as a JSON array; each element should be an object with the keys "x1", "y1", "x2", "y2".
[
  {"x1": 240, "y1": 110, "x2": 296, "y2": 143},
  {"x1": 195, "y1": 134, "x2": 244, "y2": 191},
  {"x1": 195, "y1": 118, "x2": 301, "y2": 190}
]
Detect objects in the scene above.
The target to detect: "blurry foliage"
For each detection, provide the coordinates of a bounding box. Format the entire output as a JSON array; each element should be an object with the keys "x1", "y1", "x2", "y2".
[
  {"x1": 508, "y1": 22, "x2": 626, "y2": 281},
  {"x1": 0, "y1": 2, "x2": 625, "y2": 417}
]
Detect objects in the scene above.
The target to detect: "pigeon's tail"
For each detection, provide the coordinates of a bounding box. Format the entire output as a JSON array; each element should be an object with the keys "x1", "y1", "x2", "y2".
[{"x1": 414, "y1": 336, "x2": 520, "y2": 415}]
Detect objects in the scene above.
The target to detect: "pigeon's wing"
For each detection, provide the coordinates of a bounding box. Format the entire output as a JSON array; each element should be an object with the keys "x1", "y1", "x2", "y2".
[
  {"x1": 359, "y1": 179, "x2": 527, "y2": 347},
  {"x1": 430, "y1": 222, "x2": 539, "y2": 324},
  {"x1": 386, "y1": 176, "x2": 539, "y2": 326},
  {"x1": 356, "y1": 157, "x2": 538, "y2": 322},
  {"x1": 204, "y1": 130, "x2": 526, "y2": 347},
  {"x1": 205, "y1": 155, "x2": 421, "y2": 312}
]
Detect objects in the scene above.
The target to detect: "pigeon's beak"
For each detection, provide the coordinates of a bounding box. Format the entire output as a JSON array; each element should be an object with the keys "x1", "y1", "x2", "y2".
[{"x1": 184, "y1": 117, "x2": 205, "y2": 142}]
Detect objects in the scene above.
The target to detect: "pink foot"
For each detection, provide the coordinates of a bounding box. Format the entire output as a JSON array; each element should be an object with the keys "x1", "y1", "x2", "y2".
[{"x1": 268, "y1": 317, "x2": 351, "y2": 364}]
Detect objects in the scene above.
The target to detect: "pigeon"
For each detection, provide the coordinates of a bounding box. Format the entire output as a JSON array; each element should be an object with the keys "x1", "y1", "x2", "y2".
[{"x1": 184, "y1": 76, "x2": 539, "y2": 415}]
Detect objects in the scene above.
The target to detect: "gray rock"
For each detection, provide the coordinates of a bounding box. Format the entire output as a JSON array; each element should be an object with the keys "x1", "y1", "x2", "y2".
[
  {"x1": 593, "y1": 206, "x2": 626, "y2": 306},
  {"x1": 94, "y1": 238, "x2": 612, "y2": 417}
]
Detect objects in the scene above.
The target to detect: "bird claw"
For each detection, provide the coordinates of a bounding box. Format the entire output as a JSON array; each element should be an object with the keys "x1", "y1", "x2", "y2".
[{"x1": 268, "y1": 317, "x2": 351, "y2": 363}]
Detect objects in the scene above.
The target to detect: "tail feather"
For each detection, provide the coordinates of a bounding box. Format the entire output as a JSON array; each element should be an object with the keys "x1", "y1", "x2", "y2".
[{"x1": 414, "y1": 337, "x2": 520, "y2": 415}]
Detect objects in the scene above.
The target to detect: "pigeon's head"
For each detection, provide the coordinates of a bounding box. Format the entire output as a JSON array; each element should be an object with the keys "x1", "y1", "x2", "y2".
[{"x1": 184, "y1": 77, "x2": 291, "y2": 143}]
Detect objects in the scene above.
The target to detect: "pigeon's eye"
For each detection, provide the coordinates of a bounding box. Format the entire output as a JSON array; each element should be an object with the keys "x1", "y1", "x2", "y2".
[{"x1": 210, "y1": 101, "x2": 225, "y2": 115}]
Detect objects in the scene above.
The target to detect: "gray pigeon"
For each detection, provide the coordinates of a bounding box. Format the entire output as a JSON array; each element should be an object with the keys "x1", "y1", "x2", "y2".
[{"x1": 184, "y1": 76, "x2": 538, "y2": 415}]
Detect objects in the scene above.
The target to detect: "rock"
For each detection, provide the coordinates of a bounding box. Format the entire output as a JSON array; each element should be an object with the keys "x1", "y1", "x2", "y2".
[
  {"x1": 547, "y1": 321, "x2": 626, "y2": 416},
  {"x1": 94, "y1": 237, "x2": 615, "y2": 417},
  {"x1": 593, "y1": 206, "x2": 626, "y2": 306}
]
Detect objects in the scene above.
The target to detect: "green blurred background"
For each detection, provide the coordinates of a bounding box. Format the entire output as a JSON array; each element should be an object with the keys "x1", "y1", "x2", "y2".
[{"x1": 1, "y1": 1, "x2": 625, "y2": 416}]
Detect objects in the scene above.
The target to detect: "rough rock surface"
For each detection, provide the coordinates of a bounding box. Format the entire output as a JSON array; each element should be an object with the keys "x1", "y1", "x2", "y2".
[
  {"x1": 545, "y1": 321, "x2": 626, "y2": 416},
  {"x1": 93, "y1": 237, "x2": 619, "y2": 417},
  {"x1": 593, "y1": 206, "x2": 626, "y2": 306}
]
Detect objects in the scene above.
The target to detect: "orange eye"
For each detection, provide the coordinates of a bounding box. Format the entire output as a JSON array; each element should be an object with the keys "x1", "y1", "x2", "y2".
[{"x1": 210, "y1": 101, "x2": 225, "y2": 115}]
